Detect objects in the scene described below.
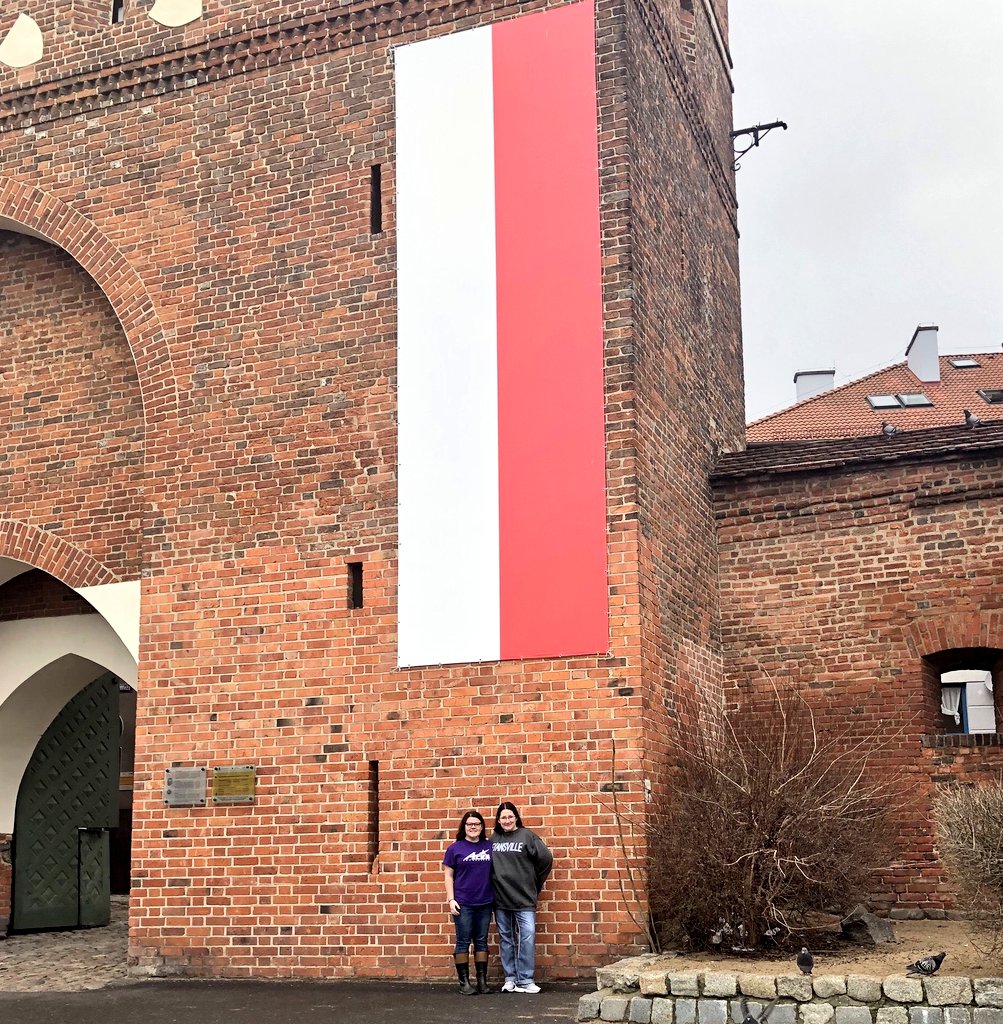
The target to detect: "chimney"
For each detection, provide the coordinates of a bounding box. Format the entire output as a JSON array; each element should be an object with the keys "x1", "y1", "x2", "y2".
[
  {"x1": 906, "y1": 324, "x2": 940, "y2": 383},
  {"x1": 793, "y1": 368, "x2": 836, "y2": 402}
]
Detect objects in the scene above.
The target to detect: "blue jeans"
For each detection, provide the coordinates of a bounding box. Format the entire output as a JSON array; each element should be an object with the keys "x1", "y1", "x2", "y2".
[
  {"x1": 453, "y1": 903, "x2": 492, "y2": 954},
  {"x1": 494, "y1": 907, "x2": 535, "y2": 984}
]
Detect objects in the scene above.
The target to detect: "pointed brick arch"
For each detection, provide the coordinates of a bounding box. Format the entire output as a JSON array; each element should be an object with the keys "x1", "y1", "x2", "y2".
[
  {"x1": 0, "y1": 521, "x2": 119, "y2": 587},
  {"x1": 0, "y1": 177, "x2": 177, "y2": 425}
]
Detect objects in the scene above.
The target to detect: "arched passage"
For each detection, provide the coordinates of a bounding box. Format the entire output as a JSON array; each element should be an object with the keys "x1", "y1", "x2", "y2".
[
  {"x1": 10, "y1": 663, "x2": 129, "y2": 931},
  {"x1": 0, "y1": 618, "x2": 137, "y2": 833},
  {"x1": 0, "y1": 176, "x2": 177, "y2": 425},
  {"x1": 0, "y1": 200, "x2": 151, "y2": 934},
  {"x1": 0, "y1": 559, "x2": 139, "y2": 935}
]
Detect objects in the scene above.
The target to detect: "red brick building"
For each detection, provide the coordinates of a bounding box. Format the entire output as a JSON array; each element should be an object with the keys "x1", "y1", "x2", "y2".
[
  {"x1": 0, "y1": 0, "x2": 742, "y2": 980},
  {"x1": 716, "y1": 324, "x2": 1003, "y2": 911}
]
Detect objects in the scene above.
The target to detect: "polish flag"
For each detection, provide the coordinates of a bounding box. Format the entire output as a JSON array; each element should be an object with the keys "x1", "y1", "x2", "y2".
[{"x1": 395, "y1": 1, "x2": 608, "y2": 668}]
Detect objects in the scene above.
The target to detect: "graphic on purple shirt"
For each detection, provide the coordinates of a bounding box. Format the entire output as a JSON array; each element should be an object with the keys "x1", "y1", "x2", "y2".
[{"x1": 443, "y1": 839, "x2": 493, "y2": 906}]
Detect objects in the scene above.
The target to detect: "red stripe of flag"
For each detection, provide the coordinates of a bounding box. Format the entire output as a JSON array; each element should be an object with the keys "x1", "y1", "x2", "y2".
[{"x1": 492, "y1": 1, "x2": 608, "y2": 660}]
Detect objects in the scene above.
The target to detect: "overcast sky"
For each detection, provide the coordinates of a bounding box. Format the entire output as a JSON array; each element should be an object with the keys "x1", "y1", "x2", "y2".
[{"x1": 729, "y1": 2, "x2": 1003, "y2": 424}]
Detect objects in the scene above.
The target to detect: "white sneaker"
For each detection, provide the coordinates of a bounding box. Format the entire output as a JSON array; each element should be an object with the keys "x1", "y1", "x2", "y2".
[
  {"x1": 501, "y1": 979, "x2": 517, "y2": 992},
  {"x1": 515, "y1": 983, "x2": 541, "y2": 993}
]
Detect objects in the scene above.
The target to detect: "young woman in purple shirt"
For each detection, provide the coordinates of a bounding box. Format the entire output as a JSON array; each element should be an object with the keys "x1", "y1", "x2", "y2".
[{"x1": 442, "y1": 810, "x2": 494, "y2": 995}]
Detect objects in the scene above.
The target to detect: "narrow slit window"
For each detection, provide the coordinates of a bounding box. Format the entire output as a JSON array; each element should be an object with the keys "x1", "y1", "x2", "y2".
[
  {"x1": 111, "y1": 0, "x2": 125, "y2": 23},
  {"x1": 367, "y1": 760, "x2": 380, "y2": 871},
  {"x1": 370, "y1": 165, "x2": 383, "y2": 235},
  {"x1": 348, "y1": 561, "x2": 364, "y2": 609}
]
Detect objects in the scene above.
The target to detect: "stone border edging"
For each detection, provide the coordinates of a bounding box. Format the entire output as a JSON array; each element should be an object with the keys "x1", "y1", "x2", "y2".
[{"x1": 578, "y1": 959, "x2": 1003, "y2": 1024}]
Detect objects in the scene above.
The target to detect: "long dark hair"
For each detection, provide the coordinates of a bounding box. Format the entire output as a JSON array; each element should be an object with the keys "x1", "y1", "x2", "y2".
[
  {"x1": 493, "y1": 801, "x2": 523, "y2": 833},
  {"x1": 456, "y1": 810, "x2": 487, "y2": 842}
]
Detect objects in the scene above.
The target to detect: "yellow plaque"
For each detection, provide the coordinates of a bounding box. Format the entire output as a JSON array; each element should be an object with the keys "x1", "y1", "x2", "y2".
[{"x1": 212, "y1": 765, "x2": 256, "y2": 804}]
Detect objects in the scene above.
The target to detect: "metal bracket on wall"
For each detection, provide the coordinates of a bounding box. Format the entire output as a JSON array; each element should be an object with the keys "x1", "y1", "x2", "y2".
[{"x1": 730, "y1": 120, "x2": 788, "y2": 170}]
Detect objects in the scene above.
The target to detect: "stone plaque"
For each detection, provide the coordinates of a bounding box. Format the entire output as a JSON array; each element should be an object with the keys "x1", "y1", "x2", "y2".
[
  {"x1": 212, "y1": 765, "x2": 256, "y2": 804},
  {"x1": 164, "y1": 766, "x2": 207, "y2": 806}
]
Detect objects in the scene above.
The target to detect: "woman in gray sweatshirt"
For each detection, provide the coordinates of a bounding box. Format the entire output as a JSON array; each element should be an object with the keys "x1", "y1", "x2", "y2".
[{"x1": 491, "y1": 801, "x2": 553, "y2": 993}]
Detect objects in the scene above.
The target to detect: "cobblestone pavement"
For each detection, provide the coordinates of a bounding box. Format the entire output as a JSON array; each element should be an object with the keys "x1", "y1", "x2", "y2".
[
  {"x1": 0, "y1": 894, "x2": 128, "y2": 992},
  {"x1": 0, "y1": 899, "x2": 584, "y2": 1024}
]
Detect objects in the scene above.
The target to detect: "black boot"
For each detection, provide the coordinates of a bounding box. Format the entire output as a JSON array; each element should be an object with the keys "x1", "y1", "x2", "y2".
[
  {"x1": 454, "y1": 957, "x2": 477, "y2": 995},
  {"x1": 475, "y1": 957, "x2": 492, "y2": 994}
]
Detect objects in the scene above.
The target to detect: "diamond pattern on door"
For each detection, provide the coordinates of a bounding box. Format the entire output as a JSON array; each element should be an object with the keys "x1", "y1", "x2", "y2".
[
  {"x1": 12, "y1": 673, "x2": 118, "y2": 931},
  {"x1": 79, "y1": 828, "x2": 111, "y2": 927}
]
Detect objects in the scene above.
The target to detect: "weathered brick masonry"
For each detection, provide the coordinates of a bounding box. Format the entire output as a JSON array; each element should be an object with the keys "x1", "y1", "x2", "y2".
[
  {"x1": 712, "y1": 425, "x2": 1003, "y2": 911},
  {"x1": 627, "y1": 0, "x2": 742, "y2": 796},
  {"x1": 0, "y1": 234, "x2": 145, "y2": 582},
  {"x1": 0, "y1": 0, "x2": 741, "y2": 978}
]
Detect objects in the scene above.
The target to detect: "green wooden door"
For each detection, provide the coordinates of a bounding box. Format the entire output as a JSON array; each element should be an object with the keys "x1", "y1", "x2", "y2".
[
  {"x1": 12, "y1": 674, "x2": 118, "y2": 931},
  {"x1": 78, "y1": 828, "x2": 112, "y2": 927}
]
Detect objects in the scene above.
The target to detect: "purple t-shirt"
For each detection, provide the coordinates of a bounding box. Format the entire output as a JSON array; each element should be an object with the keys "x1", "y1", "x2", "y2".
[{"x1": 443, "y1": 839, "x2": 493, "y2": 906}]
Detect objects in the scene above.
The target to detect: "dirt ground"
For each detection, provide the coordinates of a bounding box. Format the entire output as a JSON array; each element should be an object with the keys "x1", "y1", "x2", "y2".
[{"x1": 660, "y1": 919, "x2": 999, "y2": 978}]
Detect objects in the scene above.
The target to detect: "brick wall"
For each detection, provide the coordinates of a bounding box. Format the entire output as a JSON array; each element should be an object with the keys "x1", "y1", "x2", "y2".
[
  {"x1": 625, "y1": 0, "x2": 743, "y2": 802},
  {"x1": 0, "y1": 234, "x2": 144, "y2": 581},
  {"x1": 0, "y1": 0, "x2": 740, "y2": 977},
  {"x1": 0, "y1": 569, "x2": 98, "y2": 622},
  {"x1": 713, "y1": 431, "x2": 1003, "y2": 910}
]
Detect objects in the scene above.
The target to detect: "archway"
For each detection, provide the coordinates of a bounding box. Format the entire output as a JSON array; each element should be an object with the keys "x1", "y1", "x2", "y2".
[
  {"x1": 0, "y1": 565, "x2": 138, "y2": 935},
  {"x1": 0, "y1": 187, "x2": 151, "y2": 939},
  {"x1": 11, "y1": 666, "x2": 124, "y2": 930},
  {"x1": 0, "y1": 177, "x2": 177, "y2": 425}
]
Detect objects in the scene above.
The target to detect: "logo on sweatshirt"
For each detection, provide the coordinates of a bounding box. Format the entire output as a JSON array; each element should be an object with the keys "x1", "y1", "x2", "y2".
[{"x1": 492, "y1": 841, "x2": 525, "y2": 853}]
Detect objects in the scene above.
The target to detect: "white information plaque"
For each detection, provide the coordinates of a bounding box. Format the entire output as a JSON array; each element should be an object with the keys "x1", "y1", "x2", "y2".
[{"x1": 164, "y1": 766, "x2": 207, "y2": 806}]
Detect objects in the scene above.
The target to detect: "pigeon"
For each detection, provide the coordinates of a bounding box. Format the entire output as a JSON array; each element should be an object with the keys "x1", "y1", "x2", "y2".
[
  {"x1": 796, "y1": 947, "x2": 814, "y2": 975},
  {"x1": 740, "y1": 996, "x2": 779, "y2": 1024},
  {"x1": 881, "y1": 421, "x2": 899, "y2": 437},
  {"x1": 964, "y1": 409, "x2": 982, "y2": 429},
  {"x1": 905, "y1": 951, "x2": 946, "y2": 976}
]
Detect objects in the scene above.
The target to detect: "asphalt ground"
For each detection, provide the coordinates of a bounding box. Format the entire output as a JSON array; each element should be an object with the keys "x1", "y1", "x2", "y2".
[{"x1": 0, "y1": 979, "x2": 587, "y2": 1024}]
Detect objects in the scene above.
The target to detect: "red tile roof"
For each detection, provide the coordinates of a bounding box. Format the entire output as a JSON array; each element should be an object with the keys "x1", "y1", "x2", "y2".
[{"x1": 747, "y1": 353, "x2": 1003, "y2": 442}]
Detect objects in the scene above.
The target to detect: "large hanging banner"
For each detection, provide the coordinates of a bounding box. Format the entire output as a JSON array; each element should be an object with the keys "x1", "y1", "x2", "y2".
[{"x1": 396, "y1": 0, "x2": 608, "y2": 667}]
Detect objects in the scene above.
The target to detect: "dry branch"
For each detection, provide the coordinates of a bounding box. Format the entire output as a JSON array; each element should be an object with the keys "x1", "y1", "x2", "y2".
[
  {"x1": 935, "y1": 782, "x2": 1003, "y2": 954},
  {"x1": 642, "y1": 684, "x2": 902, "y2": 950}
]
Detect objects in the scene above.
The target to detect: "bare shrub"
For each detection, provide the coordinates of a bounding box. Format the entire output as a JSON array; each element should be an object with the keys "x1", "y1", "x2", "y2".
[
  {"x1": 935, "y1": 782, "x2": 1003, "y2": 953},
  {"x1": 646, "y1": 686, "x2": 899, "y2": 950}
]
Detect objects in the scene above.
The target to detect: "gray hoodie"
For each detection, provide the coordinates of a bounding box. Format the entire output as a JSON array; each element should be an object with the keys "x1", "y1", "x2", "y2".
[{"x1": 490, "y1": 826, "x2": 553, "y2": 910}]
